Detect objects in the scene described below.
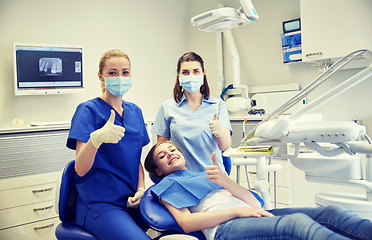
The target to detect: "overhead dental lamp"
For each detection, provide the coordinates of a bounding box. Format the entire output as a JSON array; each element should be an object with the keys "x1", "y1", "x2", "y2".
[
  {"x1": 191, "y1": 0, "x2": 259, "y2": 32},
  {"x1": 191, "y1": 0, "x2": 259, "y2": 113}
]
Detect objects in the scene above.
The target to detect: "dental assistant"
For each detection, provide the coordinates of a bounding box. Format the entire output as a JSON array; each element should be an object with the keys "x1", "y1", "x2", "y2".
[
  {"x1": 66, "y1": 49, "x2": 151, "y2": 240},
  {"x1": 152, "y1": 52, "x2": 232, "y2": 173}
]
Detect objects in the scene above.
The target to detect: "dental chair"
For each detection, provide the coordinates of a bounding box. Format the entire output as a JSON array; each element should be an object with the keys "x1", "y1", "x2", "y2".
[
  {"x1": 226, "y1": 50, "x2": 372, "y2": 220},
  {"x1": 55, "y1": 160, "x2": 98, "y2": 240},
  {"x1": 140, "y1": 155, "x2": 232, "y2": 240}
]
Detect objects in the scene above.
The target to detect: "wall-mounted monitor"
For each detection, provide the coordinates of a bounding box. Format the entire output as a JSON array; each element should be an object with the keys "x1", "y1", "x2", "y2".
[{"x1": 13, "y1": 43, "x2": 84, "y2": 95}]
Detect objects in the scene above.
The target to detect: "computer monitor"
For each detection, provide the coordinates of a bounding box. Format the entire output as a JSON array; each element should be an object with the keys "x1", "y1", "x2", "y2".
[{"x1": 13, "y1": 43, "x2": 84, "y2": 95}]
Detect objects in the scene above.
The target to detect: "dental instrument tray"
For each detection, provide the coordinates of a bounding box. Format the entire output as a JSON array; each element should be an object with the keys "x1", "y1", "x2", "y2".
[{"x1": 224, "y1": 145, "x2": 278, "y2": 158}]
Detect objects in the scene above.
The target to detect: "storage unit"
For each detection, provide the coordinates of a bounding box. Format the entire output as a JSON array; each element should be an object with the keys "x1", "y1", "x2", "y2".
[
  {"x1": 300, "y1": 0, "x2": 372, "y2": 63},
  {"x1": 0, "y1": 126, "x2": 74, "y2": 240}
]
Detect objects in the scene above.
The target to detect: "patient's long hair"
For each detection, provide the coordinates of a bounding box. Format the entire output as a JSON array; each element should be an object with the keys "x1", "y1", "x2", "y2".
[{"x1": 144, "y1": 141, "x2": 182, "y2": 177}]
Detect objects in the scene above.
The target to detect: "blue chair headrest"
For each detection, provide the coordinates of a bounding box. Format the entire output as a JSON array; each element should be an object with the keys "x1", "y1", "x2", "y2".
[
  {"x1": 222, "y1": 155, "x2": 231, "y2": 175},
  {"x1": 149, "y1": 173, "x2": 164, "y2": 184}
]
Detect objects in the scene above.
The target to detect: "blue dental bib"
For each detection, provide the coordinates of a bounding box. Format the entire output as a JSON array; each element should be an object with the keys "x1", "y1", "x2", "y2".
[{"x1": 151, "y1": 170, "x2": 222, "y2": 209}]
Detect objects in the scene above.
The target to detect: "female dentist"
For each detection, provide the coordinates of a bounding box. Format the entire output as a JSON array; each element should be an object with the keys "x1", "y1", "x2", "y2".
[
  {"x1": 67, "y1": 49, "x2": 151, "y2": 240},
  {"x1": 152, "y1": 52, "x2": 232, "y2": 173}
]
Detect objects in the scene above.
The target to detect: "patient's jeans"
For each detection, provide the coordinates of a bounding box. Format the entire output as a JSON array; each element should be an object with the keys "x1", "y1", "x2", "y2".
[{"x1": 214, "y1": 205, "x2": 372, "y2": 240}]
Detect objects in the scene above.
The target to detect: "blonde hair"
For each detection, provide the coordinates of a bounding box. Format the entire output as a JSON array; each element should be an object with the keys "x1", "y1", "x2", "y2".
[{"x1": 98, "y1": 49, "x2": 131, "y2": 93}]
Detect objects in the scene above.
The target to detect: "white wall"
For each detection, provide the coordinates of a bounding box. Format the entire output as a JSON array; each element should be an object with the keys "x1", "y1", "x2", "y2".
[{"x1": 0, "y1": 0, "x2": 187, "y2": 128}]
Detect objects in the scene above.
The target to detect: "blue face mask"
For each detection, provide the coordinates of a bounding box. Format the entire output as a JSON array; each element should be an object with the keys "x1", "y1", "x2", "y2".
[
  {"x1": 179, "y1": 75, "x2": 204, "y2": 93},
  {"x1": 104, "y1": 76, "x2": 132, "y2": 96}
]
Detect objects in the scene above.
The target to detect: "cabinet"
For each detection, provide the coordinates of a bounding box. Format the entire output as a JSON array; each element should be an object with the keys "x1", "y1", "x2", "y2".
[
  {"x1": 300, "y1": 0, "x2": 372, "y2": 62},
  {"x1": 0, "y1": 172, "x2": 61, "y2": 240},
  {"x1": 229, "y1": 118, "x2": 293, "y2": 208},
  {"x1": 0, "y1": 127, "x2": 75, "y2": 240}
]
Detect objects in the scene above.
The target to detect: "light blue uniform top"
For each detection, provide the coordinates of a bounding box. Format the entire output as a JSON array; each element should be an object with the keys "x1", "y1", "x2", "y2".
[{"x1": 152, "y1": 95, "x2": 232, "y2": 173}]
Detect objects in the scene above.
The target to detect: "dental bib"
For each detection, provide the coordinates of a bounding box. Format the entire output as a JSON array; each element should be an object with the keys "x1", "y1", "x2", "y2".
[{"x1": 151, "y1": 170, "x2": 222, "y2": 209}]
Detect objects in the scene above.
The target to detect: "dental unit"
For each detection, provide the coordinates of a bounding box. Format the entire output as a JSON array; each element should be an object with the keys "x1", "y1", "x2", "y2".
[{"x1": 226, "y1": 49, "x2": 372, "y2": 218}]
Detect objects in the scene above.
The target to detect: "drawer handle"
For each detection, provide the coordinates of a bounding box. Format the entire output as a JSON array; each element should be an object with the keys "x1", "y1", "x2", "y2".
[
  {"x1": 34, "y1": 223, "x2": 55, "y2": 231},
  {"x1": 32, "y1": 187, "x2": 53, "y2": 193},
  {"x1": 33, "y1": 205, "x2": 53, "y2": 212}
]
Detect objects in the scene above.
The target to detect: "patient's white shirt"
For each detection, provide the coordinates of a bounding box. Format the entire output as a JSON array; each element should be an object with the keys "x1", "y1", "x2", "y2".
[{"x1": 188, "y1": 188, "x2": 253, "y2": 240}]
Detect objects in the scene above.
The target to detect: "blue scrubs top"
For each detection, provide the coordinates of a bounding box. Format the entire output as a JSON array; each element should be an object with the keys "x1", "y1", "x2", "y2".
[
  {"x1": 67, "y1": 97, "x2": 149, "y2": 225},
  {"x1": 152, "y1": 95, "x2": 232, "y2": 173}
]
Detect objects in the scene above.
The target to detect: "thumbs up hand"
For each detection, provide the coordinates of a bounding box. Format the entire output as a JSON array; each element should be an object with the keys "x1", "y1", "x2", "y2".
[
  {"x1": 209, "y1": 112, "x2": 223, "y2": 137},
  {"x1": 205, "y1": 152, "x2": 228, "y2": 186},
  {"x1": 90, "y1": 110, "x2": 126, "y2": 149}
]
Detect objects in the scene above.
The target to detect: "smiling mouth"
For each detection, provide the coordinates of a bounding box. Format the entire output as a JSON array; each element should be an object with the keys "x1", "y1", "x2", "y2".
[{"x1": 169, "y1": 157, "x2": 179, "y2": 165}]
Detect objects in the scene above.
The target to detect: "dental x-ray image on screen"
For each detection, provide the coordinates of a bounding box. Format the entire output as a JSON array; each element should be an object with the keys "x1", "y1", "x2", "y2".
[
  {"x1": 39, "y1": 57, "x2": 63, "y2": 76},
  {"x1": 13, "y1": 43, "x2": 84, "y2": 95}
]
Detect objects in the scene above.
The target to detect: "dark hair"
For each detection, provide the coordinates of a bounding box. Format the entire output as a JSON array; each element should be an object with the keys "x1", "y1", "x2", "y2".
[
  {"x1": 144, "y1": 141, "x2": 182, "y2": 177},
  {"x1": 173, "y1": 52, "x2": 210, "y2": 103}
]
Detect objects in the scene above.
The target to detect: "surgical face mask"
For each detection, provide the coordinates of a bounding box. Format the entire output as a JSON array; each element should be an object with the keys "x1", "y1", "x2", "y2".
[
  {"x1": 104, "y1": 76, "x2": 132, "y2": 96},
  {"x1": 179, "y1": 75, "x2": 204, "y2": 93}
]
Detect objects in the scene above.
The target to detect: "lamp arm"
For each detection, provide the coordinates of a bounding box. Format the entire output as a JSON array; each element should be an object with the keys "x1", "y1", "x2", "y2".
[{"x1": 239, "y1": 0, "x2": 259, "y2": 20}]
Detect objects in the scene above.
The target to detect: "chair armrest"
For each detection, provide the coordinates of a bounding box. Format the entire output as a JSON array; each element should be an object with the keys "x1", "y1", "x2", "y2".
[{"x1": 140, "y1": 186, "x2": 184, "y2": 233}]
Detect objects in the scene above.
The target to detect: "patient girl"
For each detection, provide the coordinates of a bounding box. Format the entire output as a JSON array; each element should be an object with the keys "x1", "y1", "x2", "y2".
[{"x1": 144, "y1": 141, "x2": 372, "y2": 240}]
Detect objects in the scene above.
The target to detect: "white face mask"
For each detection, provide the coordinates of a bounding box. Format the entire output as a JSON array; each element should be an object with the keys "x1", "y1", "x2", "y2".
[
  {"x1": 104, "y1": 76, "x2": 132, "y2": 96},
  {"x1": 179, "y1": 75, "x2": 204, "y2": 93}
]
